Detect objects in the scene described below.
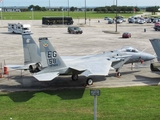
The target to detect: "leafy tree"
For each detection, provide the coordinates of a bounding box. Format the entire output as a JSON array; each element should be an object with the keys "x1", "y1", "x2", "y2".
[
  {"x1": 34, "y1": 5, "x2": 41, "y2": 11},
  {"x1": 41, "y1": 7, "x2": 46, "y2": 11},
  {"x1": 58, "y1": 7, "x2": 62, "y2": 11},
  {"x1": 28, "y1": 5, "x2": 34, "y2": 11},
  {"x1": 94, "y1": 6, "x2": 141, "y2": 13},
  {"x1": 94, "y1": 7, "x2": 101, "y2": 13},
  {"x1": 70, "y1": 6, "x2": 75, "y2": 12},
  {"x1": 146, "y1": 6, "x2": 160, "y2": 15},
  {"x1": 101, "y1": 8, "x2": 108, "y2": 13},
  {"x1": 127, "y1": 6, "x2": 134, "y2": 13},
  {"x1": 121, "y1": 6, "x2": 128, "y2": 13},
  {"x1": 28, "y1": 5, "x2": 46, "y2": 11},
  {"x1": 87, "y1": 8, "x2": 91, "y2": 11}
]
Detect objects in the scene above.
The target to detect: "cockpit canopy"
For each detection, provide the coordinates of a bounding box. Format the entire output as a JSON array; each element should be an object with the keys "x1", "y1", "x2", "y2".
[{"x1": 120, "y1": 46, "x2": 139, "y2": 52}]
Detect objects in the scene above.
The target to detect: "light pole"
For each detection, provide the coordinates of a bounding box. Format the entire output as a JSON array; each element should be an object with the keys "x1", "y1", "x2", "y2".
[
  {"x1": 68, "y1": 0, "x2": 69, "y2": 16},
  {"x1": 49, "y1": 0, "x2": 50, "y2": 10},
  {"x1": 62, "y1": 8, "x2": 64, "y2": 25},
  {"x1": 115, "y1": 0, "x2": 118, "y2": 32},
  {"x1": 85, "y1": 0, "x2": 86, "y2": 24}
]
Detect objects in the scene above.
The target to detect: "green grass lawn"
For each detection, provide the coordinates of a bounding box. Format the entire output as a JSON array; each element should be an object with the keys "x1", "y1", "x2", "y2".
[
  {"x1": 2, "y1": 11, "x2": 141, "y2": 20},
  {"x1": 0, "y1": 86, "x2": 160, "y2": 120}
]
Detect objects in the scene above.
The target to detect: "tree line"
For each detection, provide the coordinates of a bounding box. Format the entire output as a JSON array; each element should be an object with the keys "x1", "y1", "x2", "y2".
[
  {"x1": 21, "y1": 5, "x2": 47, "y2": 11},
  {"x1": 146, "y1": 6, "x2": 160, "y2": 15},
  {"x1": 94, "y1": 5, "x2": 140, "y2": 13},
  {"x1": 20, "y1": 5, "x2": 160, "y2": 14}
]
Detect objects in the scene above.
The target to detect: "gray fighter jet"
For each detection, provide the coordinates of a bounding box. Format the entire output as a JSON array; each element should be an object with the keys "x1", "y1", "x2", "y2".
[
  {"x1": 7, "y1": 34, "x2": 155, "y2": 85},
  {"x1": 9, "y1": 34, "x2": 112, "y2": 85}
]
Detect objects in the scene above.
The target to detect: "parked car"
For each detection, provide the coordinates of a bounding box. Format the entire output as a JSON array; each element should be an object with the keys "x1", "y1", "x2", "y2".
[
  {"x1": 68, "y1": 26, "x2": 83, "y2": 34},
  {"x1": 153, "y1": 22, "x2": 160, "y2": 31},
  {"x1": 122, "y1": 32, "x2": 131, "y2": 38},
  {"x1": 154, "y1": 26, "x2": 160, "y2": 31},
  {"x1": 146, "y1": 18, "x2": 152, "y2": 23},
  {"x1": 108, "y1": 19, "x2": 114, "y2": 24},
  {"x1": 104, "y1": 17, "x2": 110, "y2": 20},
  {"x1": 135, "y1": 19, "x2": 140, "y2": 23},
  {"x1": 139, "y1": 20, "x2": 145, "y2": 24},
  {"x1": 153, "y1": 18, "x2": 159, "y2": 23},
  {"x1": 116, "y1": 19, "x2": 123, "y2": 24},
  {"x1": 154, "y1": 22, "x2": 160, "y2": 27},
  {"x1": 128, "y1": 18, "x2": 135, "y2": 23}
]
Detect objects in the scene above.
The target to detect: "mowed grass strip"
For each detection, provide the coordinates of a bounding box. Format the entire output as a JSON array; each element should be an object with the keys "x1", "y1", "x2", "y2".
[
  {"x1": 2, "y1": 11, "x2": 141, "y2": 20},
  {"x1": 0, "y1": 86, "x2": 160, "y2": 120}
]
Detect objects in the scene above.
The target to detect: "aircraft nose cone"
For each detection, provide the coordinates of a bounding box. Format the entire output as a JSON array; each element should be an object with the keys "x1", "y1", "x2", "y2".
[
  {"x1": 149, "y1": 54, "x2": 156, "y2": 60},
  {"x1": 142, "y1": 53, "x2": 156, "y2": 61}
]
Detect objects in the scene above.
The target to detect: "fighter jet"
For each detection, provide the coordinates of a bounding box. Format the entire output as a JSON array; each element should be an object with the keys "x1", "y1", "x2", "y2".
[
  {"x1": 149, "y1": 39, "x2": 160, "y2": 71},
  {"x1": 7, "y1": 34, "x2": 155, "y2": 85},
  {"x1": 8, "y1": 33, "x2": 112, "y2": 85}
]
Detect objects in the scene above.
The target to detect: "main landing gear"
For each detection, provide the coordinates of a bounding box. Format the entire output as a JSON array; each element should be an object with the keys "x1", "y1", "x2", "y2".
[
  {"x1": 116, "y1": 69, "x2": 121, "y2": 78},
  {"x1": 71, "y1": 74, "x2": 93, "y2": 86},
  {"x1": 71, "y1": 74, "x2": 78, "y2": 81},
  {"x1": 86, "y1": 78, "x2": 93, "y2": 86},
  {"x1": 116, "y1": 72, "x2": 121, "y2": 77}
]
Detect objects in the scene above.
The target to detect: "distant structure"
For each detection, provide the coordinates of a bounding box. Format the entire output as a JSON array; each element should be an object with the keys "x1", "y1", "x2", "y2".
[{"x1": 2, "y1": 6, "x2": 23, "y2": 12}]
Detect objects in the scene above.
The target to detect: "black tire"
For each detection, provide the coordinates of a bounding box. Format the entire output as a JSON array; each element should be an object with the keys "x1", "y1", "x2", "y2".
[
  {"x1": 71, "y1": 74, "x2": 78, "y2": 81},
  {"x1": 86, "y1": 78, "x2": 93, "y2": 85},
  {"x1": 116, "y1": 72, "x2": 121, "y2": 77}
]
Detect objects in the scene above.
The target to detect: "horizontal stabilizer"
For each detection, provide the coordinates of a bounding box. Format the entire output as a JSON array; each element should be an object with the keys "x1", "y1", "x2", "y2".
[{"x1": 33, "y1": 72, "x2": 59, "y2": 81}]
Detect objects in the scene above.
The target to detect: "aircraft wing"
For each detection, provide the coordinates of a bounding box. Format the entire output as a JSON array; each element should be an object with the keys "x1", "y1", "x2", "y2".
[
  {"x1": 66, "y1": 55, "x2": 112, "y2": 77},
  {"x1": 33, "y1": 72, "x2": 59, "y2": 81}
]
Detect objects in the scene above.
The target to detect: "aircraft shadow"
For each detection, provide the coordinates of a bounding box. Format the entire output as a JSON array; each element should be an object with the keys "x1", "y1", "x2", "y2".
[
  {"x1": 118, "y1": 37, "x2": 130, "y2": 39},
  {"x1": 134, "y1": 75, "x2": 160, "y2": 85},
  {"x1": 0, "y1": 32, "x2": 21, "y2": 35},
  {"x1": 0, "y1": 88, "x2": 86, "y2": 102},
  {"x1": 0, "y1": 75, "x2": 88, "y2": 102}
]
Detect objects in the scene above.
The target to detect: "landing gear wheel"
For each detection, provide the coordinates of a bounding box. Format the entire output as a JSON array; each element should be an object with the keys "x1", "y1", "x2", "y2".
[
  {"x1": 86, "y1": 78, "x2": 93, "y2": 85},
  {"x1": 116, "y1": 72, "x2": 121, "y2": 77},
  {"x1": 71, "y1": 74, "x2": 78, "y2": 81}
]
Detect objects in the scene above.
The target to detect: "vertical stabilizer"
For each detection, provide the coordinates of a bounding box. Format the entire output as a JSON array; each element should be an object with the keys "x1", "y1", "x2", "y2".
[
  {"x1": 150, "y1": 39, "x2": 160, "y2": 61},
  {"x1": 39, "y1": 37, "x2": 66, "y2": 69},
  {"x1": 22, "y1": 33, "x2": 41, "y2": 64}
]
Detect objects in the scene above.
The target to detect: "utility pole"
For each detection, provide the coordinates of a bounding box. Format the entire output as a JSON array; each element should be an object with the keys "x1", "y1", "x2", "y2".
[
  {"x1": 85, "y1": 0, "x2": 86, "y2": 24},
  {"x1": 115, "y1": 0, "x2": 118, "y2": 32},
  {"x1": 68, "y1": 0, "x2": 69, "y2": 16},
  {"x1": 49, "y1": 0, "x2": 50, "y2": 10}
]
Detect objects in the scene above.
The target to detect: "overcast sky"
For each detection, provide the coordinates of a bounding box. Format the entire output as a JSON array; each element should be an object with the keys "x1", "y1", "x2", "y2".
[{"x1": 0, "y1": 0, "x2": 160, "y2": 7}]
